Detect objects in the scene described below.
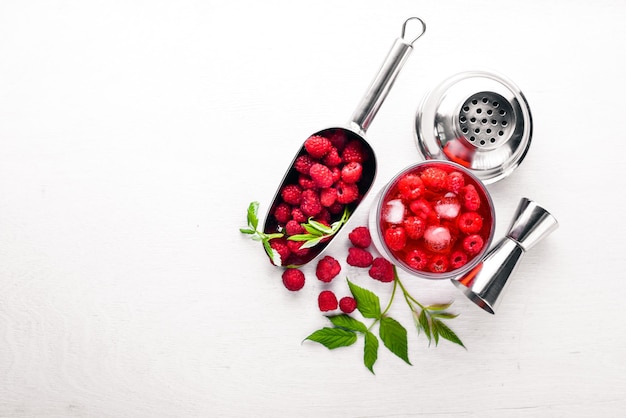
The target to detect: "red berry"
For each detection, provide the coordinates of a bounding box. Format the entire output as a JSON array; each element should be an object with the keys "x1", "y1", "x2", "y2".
[
  {"x1": 294, "y1": 154, "x2": 315, "y2": 174},
  {"x1": 318, "y1": 290, "x2": 338, "y2": 311},
  {"x1": 300, "y1": 189, "x2": 322, "y2": 217},
  {"x1": 348, "y1": 226, "x2": 371, "y2": 248},
  {"x1": 384, "y1": 226, "x2": 407, "y2": 251},
  {"x1": 450, "y1": 251, "x2": 468, "y2": 269},
  {"x1": 421, "y1": 167, "x2": 448, "y2": 192},
  {"x1": 316, "y1": 208, "x2": 331, "y2": 224},
  {"x1": 409, "y1": 199, "x2": 433, "y2": 220},
  {"x1": 323, "y1": 147, "x2": 342, "y2": 167},
  {"x1": 403, "y1": 216, "x2": 425, "y2": 239},
  {"x1": 282, "y1": 268, "x2": 305, "y2": 291},
  {"x1": 463, "y1": 234, "x2": 484, "y2": 255},
  {"x1": 280, "y1": 184, "x2": 302, "y2": 205},
  {"x1": 460, "y1": 184, "x2": 481, "y2": 211},
  {"x1": 285, "y1": 219, "x2": 305, "y2": 236},
  {"x1": 341, "y1": 139, "x2": 366, "y2": 163},
  {"x1": 330, "y1": 166, "x2": 341, "y2": 183},
  {"x1": 458, "y1": 212, "x2": 483, "y2": 234},
  {"x1": 447, "y1": 171, "x2": 465, "y2": 194},
  {"x1": 298, "y1": 174, "x2": 318, "y2": 191},
  {"x1": 405, "y1": 249, "x2": 428, "y2": 270},
  {"x1": 369, "y1": 257, "x2": 394, "y2": 282},
  {"x1": 327, "y1": 202, "x2": 344, "y2": 215},
  {"x1": 335, "y1": 181, "x2": 359, "y2": 204},
  {"x1": 398, "y1": 174, "x2": 425, "y2": 200},
  {"x1": 304, "y1": 135, "x2": 332, "y2": 158},
  {"x1": 309, "y1": 163, "x2": 334, "y2": 188},
  {"x1": 339, "y1": 296, "x2": 357, "y2": 313},
  {"x1": 287, "y1": 240, "x2": 310, "y2": 257},
  {"x1": 291, "y1": 207, "x2": 306, "y2": 223},
  {"x1": 341, "y1": 161, "x2": 363, "y2": 184},
  {"x1": 428, "y1": 254, "x2": 449, "y2": 273},
  {"x1": 346, "y1": 247, "x2": 373, "y2": 267},
  {"x1": 319, "y1": 187, "x2": 338, "y2": 207},
  {"x1": 315, "y1": 255, "x2": 341, "y2": 283},
  {"x1": 327, "y1": 130, "x2": 347, "y2": 152},
  {"x1": 269, "y1": 238, "x2": 291, "y2": 266},
  {"x1": 423, "y1": 225, "x2": 452, "y2": 253},
  {"x1": 273, "y1": 203, "x2": 291, "y2": 224}
]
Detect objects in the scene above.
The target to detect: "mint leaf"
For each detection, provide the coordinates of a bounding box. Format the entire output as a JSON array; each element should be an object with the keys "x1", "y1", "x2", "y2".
[
  {"x1": 379, "y1": 316, "x2": 411, "y2": 365},
  {"x1": 347, "y1": 279, "x2": 381, "y2": 319},
  {"x1": 364, "y1": 331, "x2": 379, "y2": 374},
  {"x1": 431, "y1": 312, "x2": 459, "y2": 320},
  {"x1": 417, "y1": 309, "x2": 432, "y2": 344},
  {"x1": 307, "y1": 219, "x2": 333, "y2": 234},
  {"x1": 302, "y1": 224, "x2": 324, "y2": 236},
  {"x1": 287, "y1": 233, "x2": 319, "y2": 241},
  {"x1": 305, "y1": 327, "x2": 357, "y2": 350},
  {"x1": 239, "y1": 228, "x2": 255, "y2": 234},
  {"x1": 425, "y1": 302, "x2": 453, "y2": 311},
  {"x1": 263, "y1": 240, "x2": 281, "y2": 266},
  {"x1": 247, "y1": 201, "x2": 259, "y2": 230},
  {"x1": 329, "y1": 314, "x2": 368, "y2": 333},
  {"x1": 432, "y1": 319, "x2": 465, "y2": 349}
]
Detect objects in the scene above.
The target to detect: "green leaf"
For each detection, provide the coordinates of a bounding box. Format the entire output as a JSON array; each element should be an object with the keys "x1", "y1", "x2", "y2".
[
  {"x1": 431, "y1": 312, "x2": 459, "y2": 320},
  {"x1": 364, "y1": 331, "x2": 379, "y2": 374},
  {"x1": 247, "y1": 201, "x2": 259, "y2": 230},
  {"x1": 305, "y1": 327, "x2": 357, "y2": 350},
  {"x1": 239, "y1": 228, "x2": 255, "y2": 234},
  {"x1": 432, "y1": 318, "x2": 440, "y2": 346},
  {"x1": 263, "y1": 240, "x2": 281, "y2": 266},
  {"x1": 302, "y1": 224, "x2": 324, "y2": 236},
  {"x1": 307, "y1": 219, "x2": 333, "y2": 234},
  {"x1": 417, "y1": 309, "x2": 432, "y2": 344},
  {"x1": 287, "y1": 233, "x2": 319, "y2": 241},
  {"x1": 425, "y1": 302, "x2": 453, "y2": 311},
  {"x1": 347, "y1": 279, "x2": 381, "y2": 319},
  {"x1": 379, "y1": 316, "x2": 411, "y2": 365},
  {"x1": 328, "y1": 314, "x2": 368, "y2": 333},
  {"x1": 432, "y1": 319, "x2": 466, "y2": 349}
]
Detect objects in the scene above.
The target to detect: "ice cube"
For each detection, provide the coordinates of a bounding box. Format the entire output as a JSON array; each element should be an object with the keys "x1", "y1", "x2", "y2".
[
  {"x1": 434, "y1": 193, "x2": 461, "y2": 220},
  {"x1": 383, "y1": 199, "x2": 405, "y2": 224},
  {"x1": 423, "y1": 225, "x2": 452, "y2": 252}
]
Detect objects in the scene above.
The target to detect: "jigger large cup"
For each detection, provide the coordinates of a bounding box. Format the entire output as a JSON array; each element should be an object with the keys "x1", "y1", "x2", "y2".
[{"x1": 452, "y1": 197, "x2": 559, "y2": 314}]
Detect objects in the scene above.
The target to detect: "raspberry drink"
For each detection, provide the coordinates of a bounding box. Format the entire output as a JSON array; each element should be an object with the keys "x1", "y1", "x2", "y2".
[{"x1": 370, "y1": 161, "x2": 495, "y2": 279}]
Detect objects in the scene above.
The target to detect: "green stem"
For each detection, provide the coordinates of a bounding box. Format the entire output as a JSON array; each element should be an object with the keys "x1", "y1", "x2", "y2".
[
  {"x1": 393, "y1": 266, "x2": 426, "y2": 311},
  {"x1": 367, "y1": 276, "x2": 398, "y2": 332}
]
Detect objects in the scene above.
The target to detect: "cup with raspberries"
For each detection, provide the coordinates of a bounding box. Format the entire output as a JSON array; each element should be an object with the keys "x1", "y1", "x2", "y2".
[{"x1": 369, "y1": 160, "x2": 495, "y2": 279}]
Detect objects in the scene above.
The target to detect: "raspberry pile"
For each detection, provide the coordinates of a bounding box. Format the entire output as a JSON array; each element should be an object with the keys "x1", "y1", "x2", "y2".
[
  {"x1": 379, "y1": 163, "x2": 493, "y2": 274},
  {"x1": 265, "y1": 129, "x2": 372, "y2": 266}
]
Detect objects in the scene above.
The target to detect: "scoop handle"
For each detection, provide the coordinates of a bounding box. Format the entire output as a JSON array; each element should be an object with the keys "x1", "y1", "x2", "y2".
[{"x1": 350, "y1": 17, "x2": 426, "y2": 133}]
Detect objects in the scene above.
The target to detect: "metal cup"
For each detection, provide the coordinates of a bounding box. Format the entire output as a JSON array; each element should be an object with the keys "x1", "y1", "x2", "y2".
[{"x1": 452, "y1": 197, "x2": 558, "y2": 314}]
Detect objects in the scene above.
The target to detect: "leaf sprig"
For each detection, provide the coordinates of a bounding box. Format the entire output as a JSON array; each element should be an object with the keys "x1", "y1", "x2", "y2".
[
  {"x1": 288, "y1": 207, "x2": 350, "y2": 249},
  {"x1": 305, "y1": 266, "x2": 464, "y2": 373},
  {"x1": 239, "y1": 201, "x2": 284, "y2": 265}
]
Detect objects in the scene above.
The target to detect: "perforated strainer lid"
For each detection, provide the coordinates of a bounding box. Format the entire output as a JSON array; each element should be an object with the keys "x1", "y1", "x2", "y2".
[{"x1": 414, "y1": 70, "x2": 532, "y2": 184}]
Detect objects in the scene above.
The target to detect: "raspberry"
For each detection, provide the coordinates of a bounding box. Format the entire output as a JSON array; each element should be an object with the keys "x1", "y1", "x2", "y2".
[
  {"x1": 327, "y1": 129, "x2": 347, "y2": 152},
  {"x1": 298, "y1": 175, "x2": 318, "y2": 191},
  {"x1": 319, "y1": 187, "x2": 338, "y2": 207},
  {"x1": 369, "y1": 257, "x2": 394, "y2": 282},
  {"x1": 339, "y1": 296, "x2": 357, "y2": 313},
  {"x1": 318, "y1": 290, "x2": 338, "y2": 312},
  {"x1": 282, "y1": 268, "x2": 305, "y2": 291},
  {"x1": 315, "y1": 255, "x2": 341, "y2": 283},
  {"x1": 284, "y1": 219, "x2": 305, "y2": 236},
  {"x1": 428, "y1": 254, "x2": 449, "y2": 273},
  {"x1": 327, "y1": 202, "x2": 344, "y2": 215},
  {"x1": 316, "y1": 208, "x2": 331, "y2": 224},
  {"x1": 423, "y1": 225, "x2": 452, "y2": 253},
  {"x1": 341, "y1": 161, "x2": 363, "y2": 184},
  {"x1": 458, "y1": 211, "x2": 483, "y2": 234},
  {"x1": 403, "y1": 216, "x2": 425, "y2": 239},
  {"x1": 462, "y1": 234, "x2": 484, "y2": 255},
  {"x1": 420, "y1": 167, "x2": 448, "y2": 192},
  {"x1": 269, "y1": 238, "x2": 291, "y2": 265},
  {"x1": 335, "y1": 181, "x2": 359, "y2": 204},
  {"x1": 347, "y1": 247, "x2": 373, "y2": 267},
  {"x1": 398, "y1": 173, "x2": 425, "y2": 200},
  {"x1": 384, "y1": 226, "x2": 407, "y2": 251},
  {"x1": 447, "y1": 171, "x2": 465, "y2": 194},
  {"x1": 294, "y1": 154, "x2": 315, "y2": 174},
  {"x1": 331, "y1": 166, "x2": 341, "y2": 183},
  {"x1": 323, "y1": 147, "x2": 342, "y2": 167},
  {"x1": 450, "y1": 250, "x2": 468, "y2": 269},
  {"x1": 287, "y1": 240, "x2": 310, "y2": 257},
  {"x1": 300, "y1": 189, "x2": 322, "y2": 217},
  {"x1": 291, "y1": 207, "x2": 307, "y2": 223},
  {"x1": 309, "y1": 163, "x2": 334, "y2": 188},
  {"x1": 405, "y1": 249, "x2": 428, "y2": 270},
  {"x1": 348, "y1": 226, "x2": 371, "y2": 248},
  {"x1": 304, "y1": 135, "x2": 331, "y2": 159},
  {"x1": 273, "y1": 203, "x2": 291, "y2": 224},
  {"x1": 280, "y1": 184, "x2": 302, "y2": 205},
  {"x1": 409, "y1": 199, "x2": 433, "y2": 220},
  {"x1": 341, "y1": 139, "x2": 366, "y2": 163},
  {"x1": 460, "y1": 184, "x2": 481, "y2": 211}
]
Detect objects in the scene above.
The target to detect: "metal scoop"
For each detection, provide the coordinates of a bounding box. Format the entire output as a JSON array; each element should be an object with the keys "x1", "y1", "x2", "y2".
[{"x1": 262, "y1": 17, "x2": 426, "y2": 267}]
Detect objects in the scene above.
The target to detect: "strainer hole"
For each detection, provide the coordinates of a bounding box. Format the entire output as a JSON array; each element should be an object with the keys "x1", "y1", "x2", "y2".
[
  {"x1": 476, "y1": 108, "x2": 482, "y2": 114},
  {"x1": 472, "y1": 99, "x2": 478, "y2": 105},
  {"x1": 493, "y1": 101, "x2": 499, "y2": 107},
  {"x1": 470, "y1": 117, "x2": 476, "y2": 123},
  {"x1": 481, "y1": 118, "x2": 488, "y2": 124},
  {"x1": 499, "y1": 109, "x2": 506, "y2": 116},
  {"x1": 463, "y1": 106, "x2": 470, "y2": 112},
  {"x1": 491, "y1": 119, "x2": 498, "y2": 125},
  {"x1": 487, "y1": 109, "x2": 493, "y2": 115},
  {"x1": 498, "y1": 131, "x2": 504, "y2": 136},
  {"x1": 474, "y1": 128, "x2": 480, "y2": 133},
  {"x1": 502, "y1": 121, "x2": 508, "y2": 127},
  {"x1": 490, "y1": 138, "x2": 496, "y2": 143},
  {"x1": 469, "y1": 136, "x2": 475, "y2": 141},
  {"x1": 460, "y1": 115, "x2": 467, "y2": 123},
  {"x1": 486, "y1": 128, "x2": 492, "y2": 134},
  {"x1": 479, "y1": 140, "x2": 486, "y2": 145},
  {"x1": 462, "y1": 127, "x2": 468, "y2": 133},
  {"x1": 482, "y1": 97, "x2": 489, "y2": 103}
]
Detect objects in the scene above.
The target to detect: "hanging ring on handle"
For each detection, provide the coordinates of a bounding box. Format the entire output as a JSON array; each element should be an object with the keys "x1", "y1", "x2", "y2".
[{"x1": 401, "y1": 17, "x2": 426, "y2": 45}]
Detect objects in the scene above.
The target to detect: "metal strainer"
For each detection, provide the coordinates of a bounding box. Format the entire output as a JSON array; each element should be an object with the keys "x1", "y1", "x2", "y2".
[{"x1": 414, "y1": 70, "x2": 532, "y2": 184}]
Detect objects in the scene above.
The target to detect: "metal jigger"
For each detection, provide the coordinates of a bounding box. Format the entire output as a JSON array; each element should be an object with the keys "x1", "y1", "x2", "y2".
[{"x1": 452, "y1": 197, "x2": 559, "y2": 314}]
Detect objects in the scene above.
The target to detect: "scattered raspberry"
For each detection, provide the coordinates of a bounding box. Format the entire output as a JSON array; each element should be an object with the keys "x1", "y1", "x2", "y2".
[
  {"x1": 460, "y1": 184, "x2": 481, "y2": 211},
  {"x1": 291, "y1": 207, "x2": 307, "y2": 223},
  {"x1": 398, "y1": 173, "x2": 425, "y2": 200},
  {"x1": 298, "y1": 174, "x2": 318, "y2": 191},
  {"x1": 294, "y1": 154, "x2": 315, "y2": 174},
  {"x1": 304, "y1": 135, "x2": 332, "y2": 159},
  {"x1": 335, "y1": 181, "x2": 359, "y2": 204},
  {"x1": 369, "y1": 257, "x2": 394, "y2": 282},
  {"x1": 273, "y1": 203, "x2": 292, "y2": 224},
  {"x1": 341, "y1": 161, "x2": 363, "y2": 184},
  {"x1": 458, "y1": 211, "x2": 483, "y2": 234},
  {"x1": 339, "y1": 296, "x2": 357, "y2": 313},
  {"x1": 280, "y1": 184, "x2": 302, "y2": 205},
  {"x1": 428, "y1": 254, "x2": 449, "y2": 273},
  {"x1": 420, "y1": 167, "x2": 448, "y2": 191},
  {"x1": 347, "y1": 247, "x2": 373, "y2": 267},
  {"x1": 319, "y1": 187, "x2": 338, "y2": 207},
  {"x1": 300, "y1": 189, "x2": 322, "y2": 217},
  {"x1": 405, "y1": 249, "x2": 428, "y2": 270},
  {"x1": 309, "y1": 163, "x2": 334, "y2": 188},
  {"x1": 282, "y1": 268, "x2": 305, "y2": 291},
  {"x1": 423, "y1": 225, "x2": 452, "y2": 253},
  {"x1": 384, "y1": 225, "x2": 407, "y2": 251},
  {"x1": 284, "y1": 219, "x2": 305, "y2": 236},
  {"x1": 450, "y1": 250, "x2": 468, "y2": 269},
  {"x1": 269, "y1": 238, "x2": 291, "y2": 266},
  {"x1": 315, "y1": 255, "x2": 341, "y2": 283},
  {"x1": 403, "y1": 216, "x2": 425, "y2": 239},
  {"x1": 463, "y1": 234, "x2": 484, "y2": 255},
  {"x1": 318, "y1": 290, "x2": 338, "y2": 311},
  {"x1": 322, "y1": 147, "x2": 342, "y2": 167},
  {"x1": 341, "y1": 139, "x2": 366, "y2": 163},
  {"x1": 287, "y1": 240, "x2": 310, "y2": 257},
  {"x1": 348, "y1": 226, "x2": 371, "y2": 248},
  {"x1": 447, "y1": 171, "x2": 465, "y2": 194}
]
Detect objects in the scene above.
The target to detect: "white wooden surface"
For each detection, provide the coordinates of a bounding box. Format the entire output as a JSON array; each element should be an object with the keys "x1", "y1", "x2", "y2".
[{"x1": 1, "y1": 1, "x2": 625, "y2": 417}]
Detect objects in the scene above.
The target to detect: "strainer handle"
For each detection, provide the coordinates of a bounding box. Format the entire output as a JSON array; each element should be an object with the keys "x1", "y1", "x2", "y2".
[{"x1": 350, "y1": 17, "x2": 426, "y2": 133}]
